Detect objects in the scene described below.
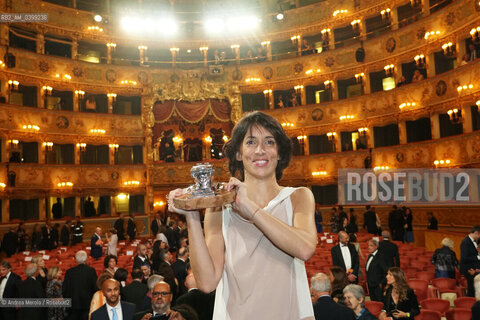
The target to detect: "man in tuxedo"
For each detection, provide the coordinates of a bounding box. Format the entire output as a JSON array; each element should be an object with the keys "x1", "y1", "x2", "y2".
[
  {"x1": 19, "y1": 263, "x2": 45, "y2": 320},
  {"x1": 121, "y1": 269, "x2": 148, "y2": 312},
  {"x1": 388, "y1": 205, "x2": 404, "y2": 241},
  {"x1": 165, "y1": 221, "x2": 179, "y2": 253},
  {"x1": 460, "y1": 226, "x2": 480, "y2": 297},
  {"x1": 60, "y1": 218, "x2": 72, "y2": 246},
  {"x1": 151, "y1": 212, "x2": 163, "y2": 236},
  {"x1": 378, "y1": 231, "x2": 400, "y2": 268},
  {"x1": 91, "y1": 279, "x2": 136, "y2": 320},
  {"x1": 311, "y1": 272, "x2": 356, "y2": 320},
  {"x1": 363, "y1": 205, "x2": 377, "y2": 235},
  {"x1": 156, "y1": 249, "x2": 178, "y2": 304},
  {"x1": 90, "y1": 227, "x2": 103, "y2": 260},
  {"x1": 114, "y1": 214, "x2": 126, "y2": 241},
  {"x1": 365, "y1": 238, "x2": 388, "y2": 302},
  {"x1": 133, "y1": 243, "x2": 151, "y2": 270},
  {"x1": 133, "y1": 282, "x2": 180, "y2": 320},
  {"x1": 331, "y1": 231, "x2": 359, "y2": 283},
  {"x1": 176, "y1": 273, "x2": 215, "y2": 320},
  {"x1": 172, "y1": 247, "x2": 189, "y2": 296},
  {"x1": 63, "y1": 250, "x2": 98, "y2": 320},
  {"x1": 0, "y1": 261, "x2": 22, "y2": 320},
  {"x1": 127, "y1": 213, "x2": 136, "y2": 241}
]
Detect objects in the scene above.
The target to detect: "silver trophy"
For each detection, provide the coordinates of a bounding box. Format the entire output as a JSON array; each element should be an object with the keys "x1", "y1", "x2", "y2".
[{"x1": 191, "y1": 163, "x2": 215, "y2": 197}]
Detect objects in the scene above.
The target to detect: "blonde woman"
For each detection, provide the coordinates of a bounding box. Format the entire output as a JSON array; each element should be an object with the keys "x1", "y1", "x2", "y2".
[{"x1": 46, "y1": 266, "x2": 64, "y2": 320}]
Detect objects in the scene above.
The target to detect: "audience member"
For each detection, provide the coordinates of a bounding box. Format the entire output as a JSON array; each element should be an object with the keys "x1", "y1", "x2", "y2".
[
  {"x1": 60, "y1": 218, "x2": 72, "y2": 246},
  {"x1": 378, "y1": 231, "x2": 400, "y2": 269},
  {"x1": 19, "y1": 263, "x2": 45, "y2": 320},
  {"x1": 71, "y1": 216, "x2": 84, "y2": 245},
  {"x1": 166, "y1": 220, "x2": 179, "y2": 253},
  {"x1": 16, "y1": 221, "x2": 27, "y2": 252},
  {"x1": 142, "y1": 274, "x2": 165, "y2": 311},
  {"x1": 156, "y1": 225, "x2": 169, "y2": 246},
  {"x1": 1, "y1": 227, "x2": 18, "y2": 257},
  {"x1": 301, "y1": 39, "x2": 315, "y2": 55},
  {"x1": 329, "y1": 266, "x2": 349, "y2": 304},
  {"x1": 411, "y1": 69, "x2": 424, "y2": 83},
  {"x1": 113, "y1": 268, "x2": 128, "y2": 289},
  {"x1": 379, "y1": 267, "x2": 420, "y2": 320},
  {"x1": 41, "y1": 219, "x2": 56, "y2": 250},
  {"x1": 366, "y1": 238, "x2": 388, "y2": 302},
  {"x1": 104, "y1": 255, "x2": 118, "y2": 277},
  {"x1": 30, "y1": 224, "x2": 42, "y2": 252},
  {"x1": 171, "y1": 304, "x2": 200, "y2": 320},
  {"x1": 331, "y1": 231, "x2": 359, "y2": 283},
  {"x1": 343, "y1": 284, "x2": 376, "y2": 320},
  {"x1": 122, "y1": 268, "x2": 148, "y2": 312},
  {"x1": 403, "y1": 207, "x2": 414, "y2": 243},
  {"x1": 460, "y1": 53, "x2": 470, "y2": 66},
  {"x1": 90, "y1": 227, "x2": 103, "y2": 260},
  {"x1": 46, "y1": 266, "x2": 65, "y2": 320},
  {"x1": 348, "y1": 234, "x2": 366, "y2": 271},
  {"x1": 84, "y1": 197, "x2": 96, "y2": 217},
  {"x1": 140, "y1": 262, "x2": 152, "y2": 286},
  {"x1": 90, "y1": 279, "x2": 136, "y2": 320},
  {"x1": 127, "y1": 213, "x2": 137, "y2": 241},
  {"x1": 460, "y1": 226, "x2": 480, "y2": 297},
  {"x1": 472, "y1": 274, "x2": 480, "y2": 319},
  {"x1": 363, "y1": 205, "x2": 378, "y2": 235},
  {"x1": 315, "y1": 204, "x2": 323, "y2": 233},
  {"x1": 310, "y1": 273, "x2": 356, "y2": 320},
  {"x1": 0, "y1": 261, "x2": 22, "y2": 320},
  {"x1": 62, "y1": 250, "x2": 98, "y2": 320},
  {"x1": 176, "y1": 273, "x2": 215, "y2": 320},
  {"x1": 156, "y1": 249, "x2": 179, "y2": 304},
  {"x1": 133, "y1": 243, "x2": 151, "y2": 270},
  {"x1": 431, "y1": 237, "x2": 458, "y2": 279},
  {"x1": 331, "y1": 207, "x2": 340, "y2": 233},
  {"x1": 89, "y1": 273, "x2": 112, "y2": 318},
  {"x1": 277, "y1": 94, "x2": 285, "y2": 108},
  {"x1": 427, "y1": 212, "x2": 438, "y2": 230},
  {"x1": 468, "y1": 43, "x2": 478, "y2": 61},
  {"x1": 52, "y1": 197, "x2": 63, "y2": 219},
  {"x1": 114, "y1": 214, "x2": 126, "y2": 241},
  {"x1": 346, "y1": 208, "x2": 358, "y2": 234},
  {"x1": 172, "y1": 247, "x2": 189, "y2": 296},
  {"x1": 31, "y1": 254, "x2": 47, "y2": 289},
  {"x1": 151, "y1": 212, "x2": 163, "y2": 236},
  {"x1": 105, "y1": 229, "x2": 118, "y2": 256},
  {"x1": 133, "y1": 281, "x2": 176, "y2": 320},
  {"x1": 396, "y1": 76, "x2": 407, "y2": 87}
]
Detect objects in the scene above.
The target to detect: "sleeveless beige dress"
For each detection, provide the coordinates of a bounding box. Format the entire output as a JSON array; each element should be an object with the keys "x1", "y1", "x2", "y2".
[{"x1": 213, "y1": 187, "x2": 315, "y2": 320}]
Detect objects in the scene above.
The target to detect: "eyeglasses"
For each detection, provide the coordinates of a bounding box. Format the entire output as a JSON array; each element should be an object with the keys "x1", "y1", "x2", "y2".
[{"x1": 152, "y1": 291, "x2": 171, "y2": 297}]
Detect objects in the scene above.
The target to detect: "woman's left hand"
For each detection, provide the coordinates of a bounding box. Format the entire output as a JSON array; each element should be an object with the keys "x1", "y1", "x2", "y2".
[
  {"x1": 392, "y1": 310, "x2": 409, "y2": 318},
  {"x1": 226, "y1": 177, "x2": 257, "y2": 221}
]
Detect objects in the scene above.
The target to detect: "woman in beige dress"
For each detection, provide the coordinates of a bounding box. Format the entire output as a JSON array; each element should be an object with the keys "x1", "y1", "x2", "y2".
[{"x1": 169, "y1": 111, "x2": 317, "y2": 320}]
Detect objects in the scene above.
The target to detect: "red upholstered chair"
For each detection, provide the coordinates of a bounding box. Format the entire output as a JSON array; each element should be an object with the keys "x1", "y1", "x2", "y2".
[
  {"x1": 431, "y1": 277, "x2": 463, "y2": 298},
  {"x1": 445, "y1": 308, "x2": 472, "y2": 320},
  {"x1": 453, "y1": 297, "x2": 476, "y2": 309},
  {"x1": 420, "y1": 298, "x2": 450, "y2": 316},
  {"x1": 365, "y1": 301, "x2": 383, "y2": 318},
  {"x1": 409, "y1": 279, "x2": 429, "y2": 302},
  {"x1": 416, "y1": 309, "x2": 442, "y2": 320},
  {"x1": 414, "y1": 271, "x2": 435, "y2": 285}
]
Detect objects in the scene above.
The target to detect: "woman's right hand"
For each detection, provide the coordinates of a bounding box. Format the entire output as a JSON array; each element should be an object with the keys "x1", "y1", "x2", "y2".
[{"x1": 167, "y1": 188, "x2": 201, "y2": 217}]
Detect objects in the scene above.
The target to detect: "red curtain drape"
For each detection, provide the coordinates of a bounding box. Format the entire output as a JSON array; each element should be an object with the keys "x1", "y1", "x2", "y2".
[{"x1": 153, "y1": 99, "x2": 231, "y2": 123}]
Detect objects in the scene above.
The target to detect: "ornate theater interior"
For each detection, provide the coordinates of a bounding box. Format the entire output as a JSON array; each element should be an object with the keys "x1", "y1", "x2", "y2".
[{"x1": 0, "y1": 0, "x2": 479, "y2": 249}]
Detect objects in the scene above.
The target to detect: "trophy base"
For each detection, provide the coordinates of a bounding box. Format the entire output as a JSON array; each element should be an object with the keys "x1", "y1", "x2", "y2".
[{"x1": 173, "y1": 190, "x2": 236, "y2": 210}]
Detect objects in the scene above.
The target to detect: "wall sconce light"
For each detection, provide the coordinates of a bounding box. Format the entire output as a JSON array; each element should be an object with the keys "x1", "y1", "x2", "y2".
[
  {"x1": 447, "y1": 108, "x2": 462, "y2": 124},
  {"x1": 42, "y1": 85, "x2": 53, "y2": 96},
  {"x1": 75, "y1": 90, "x2": 85, "y2": 100},
  {"x1": 230, "y1": 44, "x2": 240, "y2": 50},
  {"x1": 297, "y1": 135, "x2": 307, "y2": 141},
  {"x1": 374, "y1": 166, "x2": 390, "y2": 171},
  {"x1": 204, "y1": 136, "x2": 212, "y2": 144},
  {"x1": 57, "y1": 182, "x2": 74, "y2": 188},
  {"x1": 199, "y1": 46, "x2": 209, "y2": 52},
  {"x1": 245, "y1": 78, "x2": 261, "y2": 83},
  {"x1": 312, "y1": 171, "x2": 327, "y2": 176},
  {"x1": 414, "y1": 54, "x2": 426, "y2": 69},
  {"x1": 0, "y1": 182, "x2": 6, "y2": 189},
  {"x1": 107, "y1": 93, "x2": 117, "y2": 102},
  {"x1": 43, "y1": 142, "x2": 53, "y2": 152},
  {"x1": 124, "y1": 180, "x2": 140, "y2": 186},
  {"x1": 380, "y1": 8, "x2": 391, "y2": 20},
  {"x1": 263, "y1": 89, "x2": 272, "y2": 96},
  {"x1": 9, "y1": 139, "x2": 19, "y2": 148},
  {"x1": 351, "y1": 20, "x2": 361, "y2": 33},
  {"x1": 22, "y1": 124, "x2": 40, "y2": 131},
  {"x1": 0, "y1": 60, "x2": 5, "y2": 68},
  {"x1": 424, "y1": 30, "x2": 440, "y2": 40},
  {"x1": 8, "y1": 80, "x2": 19, "y2": 91},
  {"x1": 399, "y1": 102, "x2": 416, "y2": 109},
  {"x1": 281, "y1": 122, "x2": 294, "y2": 128},
  {"x1": 384, "y1": 64, "x2": 395, "y2": 76},
  {"x1": 55, "y1": 74, "x2": 72, "y2": 80},
  {"x1": 76, "y1": 143, "x2": 86, "y2": 151},
  {"x1": 324, "y1": 80, "x2": 333, "y2": 90},
  {"x1": 90, "y1": 129, "x2": 106, "y2": 134},
  {"x1": 433, "y1": 159, "x2": 451, "y2": 167},
  {"x1": 87, "y1": 25, "x2": 103, "y2": 32},
  {"x1": 294, "y1": 85, "x2": 304, "y2": 93},
  {"x1": 172, "y1": 136, "x2": 183, "y2": 144},
  {"x1": 261, "y1": 41, "x2": 270, "y2": 47},
  {"x1": 154, "y1": 201, "x2": 165, "y2": 207},
  {"x1": 457, "y1": 84, "x2": 474, "y2": 93},
  {"x1": 326, "y1": 132, "x2": 336, "y2": 141},
  {"x1": 106, "y1": 43, "x2": 117, "y2": 50},
  {"x1": 109, "y1": 143, "x2": 119, "y2": 152},
  {"x1": 321, "y1": 28, "x2": 330, "y2": 41},
  {"x1": 306, "y1": 69, "x2": 321, "y2": 75},
  {"x1": 442, "y1": 42, "x2": 455, "y2": 57},
  {"x1": 339, "y1": 115, "x2": 354, "y2": 120},
  {"x1": 471, "y1": 27, "x2": 480, "y2": 43},
  {"x1": 290, "y1": 35, "x2": 301, "y2": 44},
  {"x1": 358, "y1": 127, "x2": 368, "y2": 137},
  {"x1": 120, "y1": 80, "x2": 137, "y2": 85},
  {"x1": 138, "y1": 45, "x2": 148, "y2": 51},
  {"x1": 354, "y1": 73, "x2": 364, "y2": 83},
  {"x1": 410, "y1": 0, "x2": 421, "y2": 7},
  {"x1": 222, "y1": 135, "x2": 228, "y2": 142},
  {"x1": 170, "y1": 47, "x2": 180, "y2": 53},
  {"x1": 333, "y1": 9, "x2": 348, "y2": 17},
  {"x1": 476, "y1": 100, "x2": 480, "y2": 107}
]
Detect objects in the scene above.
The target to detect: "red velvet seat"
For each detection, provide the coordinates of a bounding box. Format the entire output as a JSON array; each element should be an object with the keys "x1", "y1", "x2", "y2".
[
  {"x1": 409, "y1": 279, "x2": 429, "y2": 301},
  {"x1": 453, "y1": 297, "x2": 476, "y2": 309},
  {"x1": 431, "y1": 277, "x2": 462, "y2": 298},
  {"x1": 445, "y1": 308, "x2": 471, "y2": 320},
  {"x1": 420, "y1": 298, "x2": 450, "y2": 316},
  {"x1": 414, "y1": 271, "x2": 435, "y2": 284},
  {"x1": 365, "y1": 301, "x2": 383, "y2": 318},
  {"x1": 416, "y1": 309, "x2": 442, "y2": 320}
]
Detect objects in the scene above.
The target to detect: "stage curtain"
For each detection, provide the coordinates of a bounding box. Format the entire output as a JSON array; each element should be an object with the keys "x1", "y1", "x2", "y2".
[
  {"x1": 153, "y1": 99, "x2": 230, "y2": 123},
  {"x1": 153, "y1": 100, "x2": 175, "y2": 122}
]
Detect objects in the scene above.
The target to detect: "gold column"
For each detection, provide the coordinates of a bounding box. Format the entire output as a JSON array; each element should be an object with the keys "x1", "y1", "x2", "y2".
[
  {"x1": 1, "y1": 199, "x2": 8, "y2": 223},
  {"x1": 426, "y1": 53, "x2": 435, "y2": 77},
  {"x1": 111, "y1": 195, "x2": 117, "y2": 216},
  {"x1": 391, "y1": 9, "x2": 399, "y2": 31},
  {"x1": 304, "y1": 136, "x2": 310, "y2": 156},
  {"x1": 367, "y1": 127, "x2": 375, "y2": 148},
  {"x1": 0, "y1": 24, "x2": 9, "y2": 47},
  {"x1": 0, "y1": 139, "x2": 6, "y2": 162},
  {"x1": 231, "y1": 45, "x2": 240, "y2": 65},
  {"x1": 39, "y1": 198, "x2": 46, "y2": 220},
  {"x1": 431, "y1": 113, "x2": 441, "y2": 139},
  {"x1": 265, "y1": 42, "x2": 272, "y2": 61},
  {"x1": 36, "y1": 32, "x2": 44, "y2": 54},
  {"x1": 398, "y1": 121, "x2": 407, "y2": 144},
  {"x1": 39, "y1": 141, "x2": 46, "y2": 164},
  {"x1": 138, "y1": 45, "x2": 147, "y2": 66},
  {"x1": 362, "y1": 74, "x2": 370, "y2": 95},
  {"x1": 200, "y1": 47, "x2": 208, "y2": 67},
  {"x1": 462, "y1": 104, "x2": 473, "y2": 133},
  {"x1": 457, "y1": 40, "x2": 467, "y2": 66},
  {"x1": 71, "y1": 37, "x2": 78, "y2": 60}
]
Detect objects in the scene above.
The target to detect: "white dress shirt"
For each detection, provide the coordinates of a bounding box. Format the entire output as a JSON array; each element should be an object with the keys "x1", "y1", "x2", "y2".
[
  {"x1": 468, "y1": 235, "x2": 480, "y2": 260},
  {"x1": 106, "y1": 302, "x2": 123, "y2": 320},
  {"x1": 366, "y1": 250, "x2": 378, "y2": 271},
  {"x1": 0, "y1": 271, "x2": 11, "y2": 299},
  {"x1": 340, "y1": 244, "x2": 352, "y2": 270}
]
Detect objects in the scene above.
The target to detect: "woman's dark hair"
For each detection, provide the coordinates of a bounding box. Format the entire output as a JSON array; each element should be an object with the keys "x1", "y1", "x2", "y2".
[
  {"x1": 348, "y1": 233, "x2": 357, "y2": 243},
  {"x1": 171, "y1": 304, "x2": 199, "y2": 320},
  {"x1": 223, "y1": 111, "x2": 292, "y2": 180},
  {"x1": 385, "y1": 267, "x2": 410, "y2": 302},
  {"x1": 104, "y1": 254, "x2": 118, "y2": 268},
  {"x1": 330, "y1": 266, "x2": 349, "y2": 293},
  {"x1": 113, "y1": 268, "x2": 128, "y2": 283}
]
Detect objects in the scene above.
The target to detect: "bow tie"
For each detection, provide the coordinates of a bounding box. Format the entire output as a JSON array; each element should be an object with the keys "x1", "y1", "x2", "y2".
[{"x1": 341, "y1": 244, "x2": 348, "y2": 247}]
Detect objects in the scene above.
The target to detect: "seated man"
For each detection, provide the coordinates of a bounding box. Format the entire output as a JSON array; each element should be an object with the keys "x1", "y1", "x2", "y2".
[
  {"x1": 311, "y1": 273, "x2": 355, "y2": 320},
  {"x1": 91, "y1": 279, "x2": 136, "y2": 320}
]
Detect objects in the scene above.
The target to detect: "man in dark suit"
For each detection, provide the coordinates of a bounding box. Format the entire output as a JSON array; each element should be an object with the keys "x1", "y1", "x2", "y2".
[
  {"x1": 84, "y1": 197, "x2": 96, "y2": 217},
  {"x1": 156, "y1": 249, "x2": 178, "y2": 304},
  {"x1": 63, "y1": 250, "x2": 98, "y2": 320},
  {"x1": 151, "y1": 212, "x2": 163, "y2": 236},
  {"x1": 427, "y1": 212, "x2": 438, "y2": 230},
  {"x1": 165, "y1": 221, "x2": 179, "y2": 253},
  {"x1": 176, "y1": 273, "x2": 215, "y2": 320},
  {"x1": 366, "y1": 238, "x2": 388, "y2": 302},
  {"x1": 363, "y1": 205, "x2": 377, "y2": 235},
  {"x1": 133, "y1": 282, "x2": 179, "y2": 320},
  {"x1": 311, "y1": 272, "x2": 356, "y2": 320},
  {"x1": 460, "y1": 226, "x2": 480, "y2": 297},
  {"x1": 90, "y1": 227, "x2": 103, "y2": 260},
  {"x1": 133, "y1": 244, "x2": 151, "y2": 270},
  {"x1": 378, "y1": 230, "x2": 400, "y2": 268},
  {"x1": 1, "y1": 227, "x2": 18, "y2": 257},
  {"x1": 91, "y1": 279, "x2": 136, "y2": 320},
  {"x1": 331, "y1": 231, "x2": 359, "y2": 283},
  {"x1": 121, "y1": 269, "x2": 148, "y2": 312},
  {"x1": 60, "y1": 218, "x2": 72, "y2": 246},
  {"x1": 19, "y1": 263, "x2": 45, "y2": 320},
  {"x1": 389, "y1": 205, "x2": 404, "y2": 241},
  {"x1": 0, "y1": 261, "x2": 22, "y2": 320},
  {"x1": 172, "y1": 247, "x2": 189, "y2": 296},
  {"x1": 41, "y1": 219, "x2": 56, "y2": 250},
  {"x1": 114, "y1": 214, "x2": 126, "y2": 241},
  {"x1": 127, "y1": 213, "x2": 136, "y2": 241},
  {"x1": 52, "y1": 197, "x2": 63, "y2": 219}
]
